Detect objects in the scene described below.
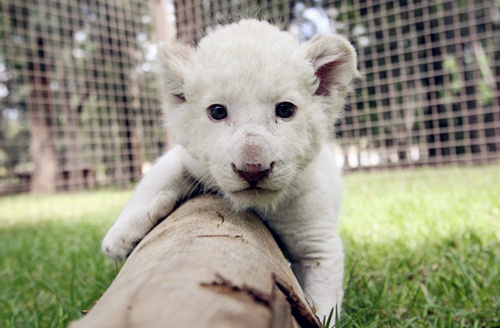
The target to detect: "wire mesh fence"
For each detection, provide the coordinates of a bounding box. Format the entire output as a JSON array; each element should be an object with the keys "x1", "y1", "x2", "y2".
[
  {"x1": 174, "y1": 0, "x2": 500, "y2": 170},
  {"x1": 0, "y1": 0, "x2": 167, "y2": 194},
  {"x1": 0, "y1": 0, "x2": 499, "y2": 194}
]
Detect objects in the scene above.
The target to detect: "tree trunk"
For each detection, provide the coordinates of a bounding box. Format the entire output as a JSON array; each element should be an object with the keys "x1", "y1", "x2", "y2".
[
  {"x1": 71, "y1": 196, "x2": 322, "y2": 328},
  {"x1": 29, "y1": 36, "x2": 58, "y2": 193}
]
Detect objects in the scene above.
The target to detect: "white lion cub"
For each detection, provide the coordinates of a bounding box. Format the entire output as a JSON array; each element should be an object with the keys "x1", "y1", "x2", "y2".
[{"x1": 102, "y1": 19, "x2": 358, "y2": 319}]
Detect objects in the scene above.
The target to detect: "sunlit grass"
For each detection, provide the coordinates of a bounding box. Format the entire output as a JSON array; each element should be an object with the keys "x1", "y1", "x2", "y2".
[
  {"x1": 338, "y1": 166, "x2": 500, "y2": 327},
  {"x1": 0, "y1": 190, "x2": 131, "y2": 328},
  {"x1": 1, "y1": 190, "x2": 131, "y2": 227},
  {"x1": 0, "y1": 167, "x2": 499, "y2": 327}
]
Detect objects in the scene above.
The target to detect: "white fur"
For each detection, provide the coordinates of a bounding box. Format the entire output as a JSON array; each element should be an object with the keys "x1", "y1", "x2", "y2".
[{"x1": 102, "y1": 19, "x2": 358, "y2": 319}]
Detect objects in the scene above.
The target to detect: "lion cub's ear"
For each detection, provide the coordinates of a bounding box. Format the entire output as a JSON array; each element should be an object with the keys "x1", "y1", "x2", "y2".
[
  {"x1": 304, "y1": 34, "x2": 359, "y2": 99},
  {"x1": 159, "y1": 43, "x2": 195, "y2": 103}
]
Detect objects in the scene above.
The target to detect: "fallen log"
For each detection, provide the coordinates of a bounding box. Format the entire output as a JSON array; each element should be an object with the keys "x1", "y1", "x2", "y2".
[{"x1": 70, "y1": 195, "x2": 322, "y2": 328}]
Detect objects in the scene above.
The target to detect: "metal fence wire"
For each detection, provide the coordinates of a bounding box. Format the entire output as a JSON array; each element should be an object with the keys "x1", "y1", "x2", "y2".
[
  {"x1": 0, "y1": 0, "x2": 499, "y2": 194},
  {"x1": 175, "y1": 0, "x2": 500, "y2": 170},
  {"x1": 0, "y1": 0, "x2": 167, "y2": 194}
]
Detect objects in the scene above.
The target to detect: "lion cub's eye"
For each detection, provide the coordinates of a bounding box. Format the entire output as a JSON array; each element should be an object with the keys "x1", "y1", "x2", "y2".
[
  {"x1": 275, "y1": 102, "x2": 296, "y2": 119},
  {"x1": 207, "y1": 104, "x2": 227, "y2": 120}
]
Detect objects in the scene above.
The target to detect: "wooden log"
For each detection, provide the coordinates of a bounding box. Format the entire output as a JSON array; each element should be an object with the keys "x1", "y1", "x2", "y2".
[{"x1": 71, "y1": 195, "x2": 322, "y2": 328}]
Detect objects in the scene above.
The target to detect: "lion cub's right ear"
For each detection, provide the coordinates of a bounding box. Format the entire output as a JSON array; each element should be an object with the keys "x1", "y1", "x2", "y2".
[{"x1": 159, "y1": 43, "x2": 195, "y2": 103}]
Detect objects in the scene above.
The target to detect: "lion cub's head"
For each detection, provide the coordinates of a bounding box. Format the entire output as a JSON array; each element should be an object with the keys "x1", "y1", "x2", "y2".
[{"x1": 160, "y1": 19, "x2": 357, "y2": 210}]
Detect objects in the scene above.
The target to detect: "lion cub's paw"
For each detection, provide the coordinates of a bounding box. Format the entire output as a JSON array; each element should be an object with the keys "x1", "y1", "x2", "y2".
[{"x1": 101, "y1": 224, "x2": 141, "y2": 261}]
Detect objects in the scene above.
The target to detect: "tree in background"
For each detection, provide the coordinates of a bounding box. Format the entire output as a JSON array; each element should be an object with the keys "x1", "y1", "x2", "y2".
[{"x1": 0, "y1": 0, "x2": 163, "y2": 193}]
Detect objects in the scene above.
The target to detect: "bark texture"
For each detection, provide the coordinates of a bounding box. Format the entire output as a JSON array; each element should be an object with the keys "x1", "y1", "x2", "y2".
[{"x1": 71, "y1": 195, "x2": 322, "y2": 328}]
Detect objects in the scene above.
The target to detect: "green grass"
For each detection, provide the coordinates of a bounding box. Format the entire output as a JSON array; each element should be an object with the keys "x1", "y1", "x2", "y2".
[
  {"x1": 0, "y1": 191, "x2": 131, "y2": 327},
  {"x1": 1, "y1": 167, "x2": 499, "y2": 327},
  {"x1": 339, "y1": 167, "x2": 500, "y2": 327}
]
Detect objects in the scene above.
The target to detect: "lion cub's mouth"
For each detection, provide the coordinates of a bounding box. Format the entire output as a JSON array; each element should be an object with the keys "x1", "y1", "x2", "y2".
[
  {"x1": 246, "y1": 186, "x2": 264, "y2": 191},
  {"x1": 233, "y1": 186, "x2": 265, "y2": 193},
  {"x1": 232, "y1": 186, "x2": 279, "y2": 195}
]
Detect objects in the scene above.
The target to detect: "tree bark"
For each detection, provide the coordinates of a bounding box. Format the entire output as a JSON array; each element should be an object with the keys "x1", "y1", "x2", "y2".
[
  {"x1": 29, "y1": 35, "x2": 58, "y2": 194},
  {"x1": 71, "y1": 195, "x2": 322, "y2": 328}
]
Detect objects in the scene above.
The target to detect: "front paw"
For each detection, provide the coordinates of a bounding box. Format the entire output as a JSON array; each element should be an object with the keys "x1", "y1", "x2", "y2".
[{"x1": 101, "y1": 225, "x2": 141, "y2": 261}]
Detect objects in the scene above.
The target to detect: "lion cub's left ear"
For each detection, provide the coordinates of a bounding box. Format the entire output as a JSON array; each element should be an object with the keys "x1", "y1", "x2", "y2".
[{"x1": 304, "y1": 34, "x2": 359, "y2": 99}]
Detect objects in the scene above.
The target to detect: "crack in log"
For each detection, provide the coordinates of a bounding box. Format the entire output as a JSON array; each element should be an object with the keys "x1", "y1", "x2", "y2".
[
  {"x1": 197, "y1": 234, "x2": 246, "y2": 242},
  {"x1": 216, "y1": 211, "x2": 225, "y2": 228},
  {"x1": 273, "y1": 274, "x2": 322, "y2": 328},
  {"x1": 200, "y1": 274, "x2": 271, "y2": 307},
  {"x1": 200, "y1": 274, "x2": 321, "y2": 328}
]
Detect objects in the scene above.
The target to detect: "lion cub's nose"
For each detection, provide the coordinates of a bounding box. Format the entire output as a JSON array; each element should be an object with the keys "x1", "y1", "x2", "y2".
[{"x1": 232, "y1": 163, "x2": 274, "y2": 187}]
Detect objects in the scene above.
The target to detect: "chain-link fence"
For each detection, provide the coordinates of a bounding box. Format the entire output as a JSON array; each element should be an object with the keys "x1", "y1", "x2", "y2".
[
  {"x1": 1, "y1": 0, "x2": 499, "y2": 194},
  {"x1": 0, "y1": 0, "x2": 168, "y2": 194},
  {"x1": 174, "y1": 0, "x2": 500, "y2": 170}
]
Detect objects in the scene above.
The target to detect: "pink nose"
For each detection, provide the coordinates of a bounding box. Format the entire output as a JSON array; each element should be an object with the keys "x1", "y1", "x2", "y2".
[{"x1": 232, "y1": 163, "x2": 274, "y2": 187}]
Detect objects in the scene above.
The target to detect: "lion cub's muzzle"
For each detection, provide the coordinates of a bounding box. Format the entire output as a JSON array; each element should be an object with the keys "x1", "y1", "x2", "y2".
[{"x1": 231, "y1": 162, "x2": 275, "y2": 188}]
